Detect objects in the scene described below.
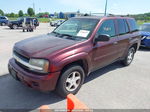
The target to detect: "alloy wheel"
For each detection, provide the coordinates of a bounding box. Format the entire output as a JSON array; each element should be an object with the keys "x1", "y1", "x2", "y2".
[
  {"x1": 65, "y1": 71, "x2": 81, "y2": 92},
  {"x1": 127, "y1": 48, "x2": 134, "y2": 64}
]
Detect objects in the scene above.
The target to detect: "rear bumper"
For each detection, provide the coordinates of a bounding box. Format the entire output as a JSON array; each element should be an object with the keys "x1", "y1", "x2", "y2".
[{"x1": 8, "y1": 58, "x2": 60, "y2": 92}]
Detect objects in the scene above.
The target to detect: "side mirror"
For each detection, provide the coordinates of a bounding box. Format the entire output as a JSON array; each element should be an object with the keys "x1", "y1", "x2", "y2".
[{"x1": 95, "y1": 34, "x2": 110, "y2": 42}]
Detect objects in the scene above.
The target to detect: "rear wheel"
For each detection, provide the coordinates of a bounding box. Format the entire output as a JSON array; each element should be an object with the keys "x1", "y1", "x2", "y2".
[
  {"x1": 55, "y1": 65, "x2": 85, "y2": 98},
  {"x1": 121, "y1": 47, "x2": 135, "y2": 66},
  {"x1": 1, "y1": 22, "x2": 5, "y2": 26},
  {"x1": 12, "y1": 24, "x2": 17, "y2": 29}
]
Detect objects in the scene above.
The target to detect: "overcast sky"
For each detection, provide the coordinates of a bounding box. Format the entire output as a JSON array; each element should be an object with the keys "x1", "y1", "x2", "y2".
[{"x1": 0, "y1": 0, "x2": 150, "y2": 15}]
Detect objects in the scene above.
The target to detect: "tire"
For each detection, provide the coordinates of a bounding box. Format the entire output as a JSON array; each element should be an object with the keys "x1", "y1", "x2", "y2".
[
  {"x1": 12, "y1": 24, "x2": 17, "y2": 29},
  {"x1": 10, "y1": 26, "x2": 13, "y2": 29},
  {"x1": 121, "y1": 47, "x2": 135, "y2": 66},
  {"x1": 23, "y1": 29, "x2": 25, "y2": 32},
  {"x1": 55, "y1": 65, "x2": 85, "y2": 98},
  {"x1": 1, "y1": 22, "x2": 5, "y2": 26},
  {"x1": 54, "y1": 24, "x2": 57, "y2": 27}
]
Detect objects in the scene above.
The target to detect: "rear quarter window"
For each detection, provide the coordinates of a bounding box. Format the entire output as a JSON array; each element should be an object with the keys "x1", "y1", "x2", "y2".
[{"x1": 127, "y1": 19, "x2": 138, "y2": 32}]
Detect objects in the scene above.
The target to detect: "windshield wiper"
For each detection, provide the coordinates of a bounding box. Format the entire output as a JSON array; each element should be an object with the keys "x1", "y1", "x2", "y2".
[
  {"x1": 52, "y1": 31, "x2": 63, "y2": 37},
  {"x1": 61, "y1": 34, "x2": 72, "y2": 37},
  {"x1": 52, "y1": 31, "x2": 60, "y2": 35},
  {"x1": 61, "y1": 34, "x2": 77, "y2": 40},
  {"x1": 52, "y1": 32, "x2": 78, "y2": 40}
]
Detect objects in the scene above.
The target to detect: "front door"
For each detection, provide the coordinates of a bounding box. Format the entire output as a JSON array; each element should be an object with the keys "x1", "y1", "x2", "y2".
[{"x1": 92, "y1": 19, "x2": 119, "y2": 71}]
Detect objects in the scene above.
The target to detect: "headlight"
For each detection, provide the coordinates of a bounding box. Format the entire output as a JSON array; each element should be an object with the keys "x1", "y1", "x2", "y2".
[
  {"x1": 29, "y1": 59, "x2": 49, "y2": 73},
  {"x1": 146, "y1": 36, "x2": 150, "y2": 39}
]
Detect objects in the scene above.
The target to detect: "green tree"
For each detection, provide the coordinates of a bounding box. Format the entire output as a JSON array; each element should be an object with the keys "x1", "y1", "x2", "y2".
[
  {"x1": 27, "y1": 8, "x2": 35, "y2": 17},
  {"x1": 0, "y1": 9, "x2": 4, "y2": 16},
  {"x1": 18, "y1": 10, "x2": 24, "y2": 17},
  {"x1": 10, "y1": 12, "x2": 15, "y2": 17}
]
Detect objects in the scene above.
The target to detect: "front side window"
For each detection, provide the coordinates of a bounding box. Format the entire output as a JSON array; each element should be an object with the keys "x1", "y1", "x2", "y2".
[
  {"x1": 97, "y1": 19, "x2": 116, "y2": 37},
  {"x1": 54, "y1": 18, "x2": 99, "y2": 39}
]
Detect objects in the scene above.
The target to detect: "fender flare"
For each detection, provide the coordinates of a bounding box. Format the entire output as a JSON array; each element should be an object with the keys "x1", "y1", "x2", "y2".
[{"x1": 53, "y1": 52, "x2": 91, "y2": 74}]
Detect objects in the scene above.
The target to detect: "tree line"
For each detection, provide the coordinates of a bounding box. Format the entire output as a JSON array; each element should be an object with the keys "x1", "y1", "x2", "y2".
[
  {"x1": 128, "y1": 13, "x2": 150, "y2": 21},
  {"x1": 1, "y1": 8, "x2": 150, "y2": 21},
  {"x1": 0, "y1": 8, "x2": 49, "y2": 18}
]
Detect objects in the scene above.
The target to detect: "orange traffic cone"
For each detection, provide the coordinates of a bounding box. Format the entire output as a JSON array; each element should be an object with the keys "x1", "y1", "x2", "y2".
[
  {"x1": 67, "y1": 94, "x2": 90, "y2": 112},
  {"x1": 39, "y1": 105, "x2": 52, "y2": 112},
  {"x1": 39, "y1": 94, "x2": 90, "y2": 112}
]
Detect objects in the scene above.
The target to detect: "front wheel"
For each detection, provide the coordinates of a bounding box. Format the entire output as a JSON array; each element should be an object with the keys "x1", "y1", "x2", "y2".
[
  {"x1": 121, "y1": 47, "x2": 135, "y2": 66},
  {"x1": 55, "y1": 65, "x2": 85, "y2": 98}
]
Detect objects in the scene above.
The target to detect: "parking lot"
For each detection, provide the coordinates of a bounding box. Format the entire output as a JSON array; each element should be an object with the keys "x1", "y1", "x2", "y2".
[{"x1": 0, "y1": 23, "x2": 150, "y2": 110}]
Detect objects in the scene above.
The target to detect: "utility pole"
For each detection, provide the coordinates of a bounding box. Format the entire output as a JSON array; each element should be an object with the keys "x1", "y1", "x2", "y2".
[
  {"x1": 104, "y1": 0, "x2": 108, "y2": 16},
  {"x1": 33, "y1": 1, "x2": 35, "y2": 13}
]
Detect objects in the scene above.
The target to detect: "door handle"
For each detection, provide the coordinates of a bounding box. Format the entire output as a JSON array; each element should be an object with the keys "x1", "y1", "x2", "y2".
[
  {"x1": 113, "y1": 42, "x2": 118, "y2": 45},
  {"x1": 128, "y1": 38, "x2": 132, "y2": 40}
]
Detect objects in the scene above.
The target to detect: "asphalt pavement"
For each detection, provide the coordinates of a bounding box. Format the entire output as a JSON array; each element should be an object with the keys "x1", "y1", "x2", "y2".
[{"x1": 0, "y1": 23, "x2": 150, "y2": 111}]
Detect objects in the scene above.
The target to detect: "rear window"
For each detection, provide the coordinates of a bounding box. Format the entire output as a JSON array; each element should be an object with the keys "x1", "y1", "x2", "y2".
[{"x1": 127, "y1": 19, "x2": 138, "y2": 32}]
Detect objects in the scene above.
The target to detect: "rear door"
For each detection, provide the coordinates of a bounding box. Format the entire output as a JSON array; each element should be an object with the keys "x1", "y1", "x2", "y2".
[
  {"x1": 92, "y1": 19, "x2": 120, "y2": 71},
  {"x1": 116, "y1": 19, "x2": 130, "y2": 58}
]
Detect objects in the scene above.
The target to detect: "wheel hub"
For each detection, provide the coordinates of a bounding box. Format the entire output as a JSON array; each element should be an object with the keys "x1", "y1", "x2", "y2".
[{"x1": 66, "y1": 71, "x2": 81, "y2": 92}]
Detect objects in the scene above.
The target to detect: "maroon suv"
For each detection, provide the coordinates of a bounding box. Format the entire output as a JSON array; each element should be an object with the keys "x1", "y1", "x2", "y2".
[{"x1": 8, "y1": 16, "x2": 141, "y2": 97}]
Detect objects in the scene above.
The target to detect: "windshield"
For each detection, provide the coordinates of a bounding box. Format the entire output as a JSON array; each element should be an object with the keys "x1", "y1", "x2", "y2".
[
  {"x1": 53, "y1": 18, "x2": 99, "y2": 39},
  {"x1": 17, "y1": 17, "x2": 24, "y2": 21},
  {"x1": 140, "y1": 24, "x2": 150, "y2": 32}
]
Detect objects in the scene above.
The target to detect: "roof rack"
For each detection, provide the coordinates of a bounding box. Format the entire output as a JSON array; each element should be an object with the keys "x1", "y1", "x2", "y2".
[{"x1": 89, "y1": 13, "x2": 126, "y2": 17}]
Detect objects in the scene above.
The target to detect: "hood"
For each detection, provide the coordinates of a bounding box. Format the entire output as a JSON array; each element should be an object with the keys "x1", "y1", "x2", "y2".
[
  {"x1": 140, "y1": 31, "x2": 150, "y2": 36},
  {"x1": 14, "y1": 34, "x2": 79, "y2": 58}
]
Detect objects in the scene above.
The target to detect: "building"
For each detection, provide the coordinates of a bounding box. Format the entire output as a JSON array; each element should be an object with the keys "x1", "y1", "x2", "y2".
[{"x1": 50, "y1": 11, "x2": 83, "y2": 19}]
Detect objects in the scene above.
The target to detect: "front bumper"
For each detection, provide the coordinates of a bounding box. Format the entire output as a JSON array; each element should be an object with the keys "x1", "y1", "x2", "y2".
[
  {"x1": 141, "y1": 39, "x2": 150, "y2": 48},
  {"x1": 8, "y1": 58, "x2": 60, "y2": 92}
]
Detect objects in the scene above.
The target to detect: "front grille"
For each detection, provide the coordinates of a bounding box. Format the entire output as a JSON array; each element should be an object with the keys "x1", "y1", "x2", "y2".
[
  {"x1": 13, "y1": 50, "x2": 29, "y2": 62},
  {"x1": 13, "y1": 50, "x2": 30, "y2": 70},
  {"x1": 15, "y1": 60, "x2": 29, "y2": 70}
]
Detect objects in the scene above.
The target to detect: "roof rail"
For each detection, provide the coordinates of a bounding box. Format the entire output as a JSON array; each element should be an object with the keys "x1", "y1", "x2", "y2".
[{"x1": 89, "y1": 13, "x2": 127, "y2": 17}]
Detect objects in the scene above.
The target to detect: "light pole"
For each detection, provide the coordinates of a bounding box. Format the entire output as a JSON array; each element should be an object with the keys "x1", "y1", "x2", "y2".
[
  {"x1": 104, "y1": 0, "x2": 108, "y2": 16},
  {"x1": 32, "y1": 0, "x2": 35, "y2": 13}
]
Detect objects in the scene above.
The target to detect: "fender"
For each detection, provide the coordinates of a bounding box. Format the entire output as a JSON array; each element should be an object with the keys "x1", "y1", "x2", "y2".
[{"x1": 50, "y1": 52, "x2": 92, "y2": 74}]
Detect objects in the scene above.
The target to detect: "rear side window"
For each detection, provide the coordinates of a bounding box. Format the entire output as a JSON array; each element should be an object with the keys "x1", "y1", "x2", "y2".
[
  {"x1": 97, "y1": 19, "x2": 116, "y2": 37},
  {"x1": 117, "y1": 19, "x2": 126, "y2": 35},
  {"x1": 127, "y1": 19, "x2": 138, "y2": 32},
  {"x1": 0, "y1": 17, "x2": 6, "y2": 19}
]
